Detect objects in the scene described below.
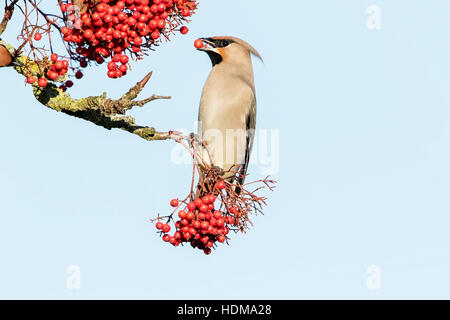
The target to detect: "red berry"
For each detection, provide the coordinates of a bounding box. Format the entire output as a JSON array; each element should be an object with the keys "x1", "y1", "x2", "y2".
[
  {"x1": 186, "y1": 211, "x2": 195, "y2": 220},
  {"x1": 218, "y1": 235, "x2": 226, "y2": 243},
  {"x1": 216, "y1": 219, "x2": 225, "y2": 227},
  {"x1": 170, "y1": 199, "x2": 179, "y2": 207},
  {"x1": 120, "y1": 55, "x2": 129, "y2": 64},
  {"x1": 202, "y1": 196, "x2": 211, "y2": 204},
  {"x1": 157, "y1": 19, "x2": 165, "y2": 29},
  {"x1": 96, "y1": 3, "x2": 107, "y2": 12},
  {"x1": 26, "y1": 76, "x2": 36, "y2": 84},
  {"x1": 201, "y1": 236, "x2": 209, "y2": 244},
  {"x1": 180, "y1": 26, "x2": 189, "y2": 34},
  {"x1": 213, "y1": 211, "x2": 222, "y2": 219},
  {"x1": 84, "y1": 29, "x2": 94, "y2": 39},
  {"x1": 65, "y1": 80, "x2": 73, "y2": 88},
  {"x1": 230, "y1": 206, "x2": 239, "y2": 214},
  {"x1": 107, "y1": 61, "x2": 117, "y2": 71},
  {"x1": 178, "y1": 210, "x2": 187, "y2": 219},
  {"x1": 61, "y1": 27, "x2": 70, "y2": 35},
  {"x1": 150, "y1": 30, "x2": 160, "y2": 39},
  {"x1": 34, "y1": 32, "x2": 42, "y2": 41},
  {"x1": 183, "y1": 232, "x2": 191, "y2": 240},
  {"x1": 194, "y1": 39, "x2": 204, "y2": 49},
  {"x1": 216, "y1": 181, "x2": 226, "y2": 190},
  {"x1": 188, "y1": 202, "x2": 196, "y2": 211},
  {"x1": 162, "y1": 224, "x2": 171, "y2": 233},
  {"x1": 54, "y1": 61, "x2": 64, "y2": 70},
  {"x1": 162, "y1": 234, "x2": 170, "y2": 242},
  {"x1": 37, "y1": 78, "x2": 47, "y2": 87},
  {"x1": 201, "y1": 221, "x2": 209, "y2": 229},
  {"x1": 107, "y1": 70, "x2": 116, "y2": 78},
  {"x1": 119, "y1": 64, "x2": 128, "y2": 73},
  {"x1": 50, "y1": 53, "x2": 58, "y2": 61},
  {"x1": 75, "y1": 71, "x2": 83, "y2": 79},
  {"x1": 194, "y1": 198, "x2": 203, "y2": 207},
  {"x1": 160, "y1": 11, "x2": 168, "y2": 20},
  {"x1": 47, "y1": 71, "x2": 59, "y2": 80},
  {"x1": 113, "y1": 55, "x2": 121, "y2": 63},
  {"x1": 181, "y1": 8, "x2": 190, "y2": 17},
  {"x1": 133, "y1": 36, "x2": 143, "y2": 45},
  {"x1": 156, "y1": 222, "x2": 163, "y2": 230}
]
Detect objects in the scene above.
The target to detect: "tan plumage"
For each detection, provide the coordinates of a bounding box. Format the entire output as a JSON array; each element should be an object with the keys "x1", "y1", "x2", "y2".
[
  {"x1": 196, "y1": 36, "x2": 262, "y2": 188},
  {"x1": 0, "y1": 44, "x2": 12, "y2": 67}
]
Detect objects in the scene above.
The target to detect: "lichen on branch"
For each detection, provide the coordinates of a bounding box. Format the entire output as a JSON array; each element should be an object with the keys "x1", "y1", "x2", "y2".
[
  {"x1": 0, "y1": 40, "x2": 181, "y2": 142},
  {"x1": 35, "y1": 72, "x2": 173, "y2": 141}
]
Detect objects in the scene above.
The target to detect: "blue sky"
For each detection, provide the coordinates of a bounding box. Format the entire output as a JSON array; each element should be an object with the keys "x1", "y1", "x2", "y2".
[{"x1": 1, "y1": 0, "x2": 450, "y2": 299}]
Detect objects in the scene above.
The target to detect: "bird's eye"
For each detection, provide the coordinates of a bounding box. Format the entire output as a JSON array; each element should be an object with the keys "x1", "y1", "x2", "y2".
[{"x1": 220, "y1": 40, "x2": 230, "y2": 47}]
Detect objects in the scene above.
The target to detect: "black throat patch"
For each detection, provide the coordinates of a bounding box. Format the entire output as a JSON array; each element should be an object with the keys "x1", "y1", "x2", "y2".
[{"x1": 206, "y1": 51, "x2": 223, "y2": 66}]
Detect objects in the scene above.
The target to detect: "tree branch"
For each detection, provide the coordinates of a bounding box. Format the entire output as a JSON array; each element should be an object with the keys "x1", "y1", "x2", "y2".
[
  {"x1": 1, "y1": 39, "x2": 189, "y2": 143},
  {"x1": 0, "y1": 0, "x2": 19, "y2": 36}
]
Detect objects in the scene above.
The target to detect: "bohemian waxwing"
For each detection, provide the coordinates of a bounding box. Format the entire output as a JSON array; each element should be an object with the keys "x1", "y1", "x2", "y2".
[{"x1": 196, "y1": 36, "x2": 262, "y2": 190}]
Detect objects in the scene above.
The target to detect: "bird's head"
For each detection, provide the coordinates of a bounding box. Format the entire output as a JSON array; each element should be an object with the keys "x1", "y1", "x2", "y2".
[{"x1": 196, "y1": 36, "x2": 263, "y2": 67}]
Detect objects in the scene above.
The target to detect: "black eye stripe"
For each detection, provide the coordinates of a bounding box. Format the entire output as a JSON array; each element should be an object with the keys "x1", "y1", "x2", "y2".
[{"x1": 215, "y1": 39, "x2": 232, "y2": 47}]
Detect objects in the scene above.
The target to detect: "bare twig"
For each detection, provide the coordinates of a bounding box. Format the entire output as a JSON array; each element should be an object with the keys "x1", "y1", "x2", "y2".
[{"x1": 0, "y1": 0, "x2": 19, "y2": 36}]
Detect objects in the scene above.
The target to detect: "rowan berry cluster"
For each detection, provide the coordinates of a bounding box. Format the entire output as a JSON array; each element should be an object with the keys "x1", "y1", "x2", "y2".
[
  {"x1": 24, "y1": 0, "x2": 196, "y2": 89},
  {"x1": 26, "y1": 53, "x2": 70, "y2": 88},
  {"x1": 59, "y1": 0, "x2": 197, "y2": 79},
  {"x1": 155, "y1": 181, "x2": 241, "y2": 255}
]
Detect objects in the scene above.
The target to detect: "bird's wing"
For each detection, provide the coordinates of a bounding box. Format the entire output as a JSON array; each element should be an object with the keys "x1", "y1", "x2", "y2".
[{"x1": 236, "y1": 97, "x2": 256, "y2": 191}]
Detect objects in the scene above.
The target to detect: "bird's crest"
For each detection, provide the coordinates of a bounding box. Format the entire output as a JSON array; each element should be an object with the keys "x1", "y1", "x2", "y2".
[{"x1": 213, "y1": 36, "x2": 263, "y2": 63}]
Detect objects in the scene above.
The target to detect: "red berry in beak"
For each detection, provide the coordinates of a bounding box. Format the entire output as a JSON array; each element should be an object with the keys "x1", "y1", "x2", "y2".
[{"x1": 194, "y1": 39, "x2": 204, "y2": 49}]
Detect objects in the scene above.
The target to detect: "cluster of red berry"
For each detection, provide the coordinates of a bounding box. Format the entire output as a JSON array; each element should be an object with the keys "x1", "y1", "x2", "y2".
[
  {"x1": 155, "y1": 181, "x2": 239, "y2": 255},
  {"x1": 59, "y1": 0, "x2": 196, "y2": 80},
  {"x1": 26, "y1": 53, "x2": 70, "y2": 88}
]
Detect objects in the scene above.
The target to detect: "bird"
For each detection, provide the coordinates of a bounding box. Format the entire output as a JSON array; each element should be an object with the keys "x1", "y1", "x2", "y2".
[
  {"x1": 195, "y1": 36, "x2": 263, "y2": 193},
  {"x1": 0, "y1": 44, "x2": 13, "y2": 67}
]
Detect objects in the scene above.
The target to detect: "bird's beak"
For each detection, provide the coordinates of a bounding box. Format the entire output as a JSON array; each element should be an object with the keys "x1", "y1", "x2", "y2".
[{"x1": 197, "y1": 38, "x2": 217, "y2": 52}]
